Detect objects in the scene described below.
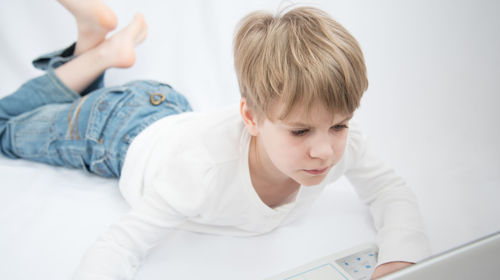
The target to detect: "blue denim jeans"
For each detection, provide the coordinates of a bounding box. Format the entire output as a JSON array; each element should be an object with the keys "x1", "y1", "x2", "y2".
[{"x1": 0, "y1": 44, "x2": 192, "y2": 178}]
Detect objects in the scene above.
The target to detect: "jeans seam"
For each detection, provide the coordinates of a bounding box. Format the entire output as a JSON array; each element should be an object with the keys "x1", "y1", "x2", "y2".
[{"x1": 68, "y1": 96, "x2": 87, "y2": 140}]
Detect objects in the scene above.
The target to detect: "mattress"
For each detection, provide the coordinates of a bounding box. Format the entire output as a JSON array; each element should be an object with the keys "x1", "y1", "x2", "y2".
[{"x1": 1, "y1": 1, "x2": 499, "y2": 279}]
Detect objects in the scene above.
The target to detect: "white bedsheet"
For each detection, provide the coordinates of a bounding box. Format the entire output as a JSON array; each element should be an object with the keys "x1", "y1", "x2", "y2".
[{"x1": 1, "y1": 1, "x2": 499, "y2": 279}]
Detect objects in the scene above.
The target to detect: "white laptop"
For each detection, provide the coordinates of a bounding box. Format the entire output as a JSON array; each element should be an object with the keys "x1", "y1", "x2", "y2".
[
  {"x1": 379, "y1": 230, "x2": 500, "y2": 280},
  {"x1": 266, "y1": 231, "x2": 500, "y2": 280}
]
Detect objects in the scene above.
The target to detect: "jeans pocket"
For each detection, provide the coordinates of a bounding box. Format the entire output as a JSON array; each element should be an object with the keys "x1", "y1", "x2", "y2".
[
  {"x1": 13, "y1": 127, "x2": 53, "y2": 158},
  {"x1": 11, "y1": 107, "x2": 59, "y2": 158},
  {"x1": 85, "y1": 86, "x2": 131, "y2": 141}
]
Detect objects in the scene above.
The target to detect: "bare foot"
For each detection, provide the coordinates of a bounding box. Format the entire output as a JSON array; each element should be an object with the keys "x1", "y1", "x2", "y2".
[
  {"x1": 96, "y1": 13, "x2": 148, "y2": 69},
  {"x1": 53, "y1": 14, "x2": 147, "y2": 94},
  {"x1": 58, "y1": 0, "x2": 118, "y2": 55}
]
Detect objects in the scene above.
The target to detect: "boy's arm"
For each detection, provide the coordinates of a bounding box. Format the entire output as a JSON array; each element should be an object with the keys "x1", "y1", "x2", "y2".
[
  {"x1": 73, "y1": 195, "x2": 186, "y2": 280},
  {"x1": 344, "y1": 122, "x2": 431, "y2": 274}
]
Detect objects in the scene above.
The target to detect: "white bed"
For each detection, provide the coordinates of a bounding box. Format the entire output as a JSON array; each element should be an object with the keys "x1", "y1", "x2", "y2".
[{"x1": 1, "y1": 1, "x2": 499, "y2": 279}]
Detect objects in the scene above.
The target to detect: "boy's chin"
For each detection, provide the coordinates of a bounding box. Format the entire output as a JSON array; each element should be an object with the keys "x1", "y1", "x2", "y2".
[{"x1": 296, "y1": 174, "x2": 328, "y2": 187}]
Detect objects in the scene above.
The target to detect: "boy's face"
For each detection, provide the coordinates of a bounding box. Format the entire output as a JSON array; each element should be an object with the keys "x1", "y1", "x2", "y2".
[{"x1": 243, "y1": 100, "x2": 351, "y2": 187}]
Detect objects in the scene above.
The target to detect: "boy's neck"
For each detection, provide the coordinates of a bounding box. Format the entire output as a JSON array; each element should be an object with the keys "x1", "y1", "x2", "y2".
[{"x1": 248, "y1": 136, "x2": 300, "y2": 208}]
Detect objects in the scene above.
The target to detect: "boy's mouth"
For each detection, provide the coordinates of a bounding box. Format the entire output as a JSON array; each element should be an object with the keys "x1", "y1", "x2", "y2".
[{"x1": 303, "y1": 167, "x2": 329, "y2": 175}]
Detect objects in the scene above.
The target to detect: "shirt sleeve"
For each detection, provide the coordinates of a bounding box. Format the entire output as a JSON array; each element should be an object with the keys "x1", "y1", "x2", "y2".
[
  {"x1": 73, "y1": 194, "x2": 186, "y2": 280},
  {"x1": 344, "y1": 122, "x2": 431, "y2": 265}
]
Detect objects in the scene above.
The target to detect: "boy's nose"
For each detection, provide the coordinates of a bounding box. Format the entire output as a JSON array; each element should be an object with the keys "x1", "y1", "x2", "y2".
[{"x1": 308, "y1": 136, "x2": 334, "y2": 160}]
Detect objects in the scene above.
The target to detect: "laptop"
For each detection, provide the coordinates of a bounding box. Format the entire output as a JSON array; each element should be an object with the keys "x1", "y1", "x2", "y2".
[
  {"x1": 379, "y1": 230, "x2": 500, "y2": 280},
  {"x1": 266, "y1": 231, "x2": 500, "y2": 280}
]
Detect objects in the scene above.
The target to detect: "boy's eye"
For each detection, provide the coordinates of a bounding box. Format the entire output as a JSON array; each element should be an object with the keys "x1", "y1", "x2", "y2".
[
  {"x1": 291, "y1": 129, "x2": 309, "y2": 136},
  {"x1": 332, "y1": 124, "x2": 348, "y2": 131}
]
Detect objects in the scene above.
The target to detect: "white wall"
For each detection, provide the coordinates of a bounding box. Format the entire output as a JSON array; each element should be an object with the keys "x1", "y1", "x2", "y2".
[{"x1": 1, "y1": 0, "x2": 499, "y2": 256}]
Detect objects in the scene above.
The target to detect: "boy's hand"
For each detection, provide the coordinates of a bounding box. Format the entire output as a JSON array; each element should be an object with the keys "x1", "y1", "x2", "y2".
[{"x1": 371, "y1": 261, "x2": 413, "y2": 279}]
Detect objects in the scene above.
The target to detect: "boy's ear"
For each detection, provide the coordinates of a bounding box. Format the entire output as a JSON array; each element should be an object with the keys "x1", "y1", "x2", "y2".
[{"x1": 240, "y1": 98, "x2": 260, "y2": 136}]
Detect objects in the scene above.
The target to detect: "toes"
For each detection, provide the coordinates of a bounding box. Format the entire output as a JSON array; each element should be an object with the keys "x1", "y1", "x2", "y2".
[{"x1": 127, "y1": 13, "x2": 148, "y2": 45}]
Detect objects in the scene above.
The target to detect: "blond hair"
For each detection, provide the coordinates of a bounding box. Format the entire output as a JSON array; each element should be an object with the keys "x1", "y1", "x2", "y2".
[{"x1": 233, "y1": 6, "x2": 368, "y2": 120}]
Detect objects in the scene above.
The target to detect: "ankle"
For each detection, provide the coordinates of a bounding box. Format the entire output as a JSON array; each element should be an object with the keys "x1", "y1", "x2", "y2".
[{"x1": 88, "y1": 44, "x2": 115, "y2": 70}]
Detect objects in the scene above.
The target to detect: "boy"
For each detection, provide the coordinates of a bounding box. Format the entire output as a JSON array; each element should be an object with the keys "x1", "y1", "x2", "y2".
[{"x1": 0, "y1": 0, "x2": 430, "y2": 279}]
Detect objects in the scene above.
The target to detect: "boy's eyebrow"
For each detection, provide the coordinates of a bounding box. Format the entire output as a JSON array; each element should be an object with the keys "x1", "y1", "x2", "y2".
[{"x1": 283, "y1": 115, "x2": 353, "y2": 127}]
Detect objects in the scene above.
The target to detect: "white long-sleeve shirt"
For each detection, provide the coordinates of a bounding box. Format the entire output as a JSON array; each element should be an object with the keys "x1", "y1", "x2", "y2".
[{"x1": 73, "y1": 105, "x2": 430, "y2": 279}]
